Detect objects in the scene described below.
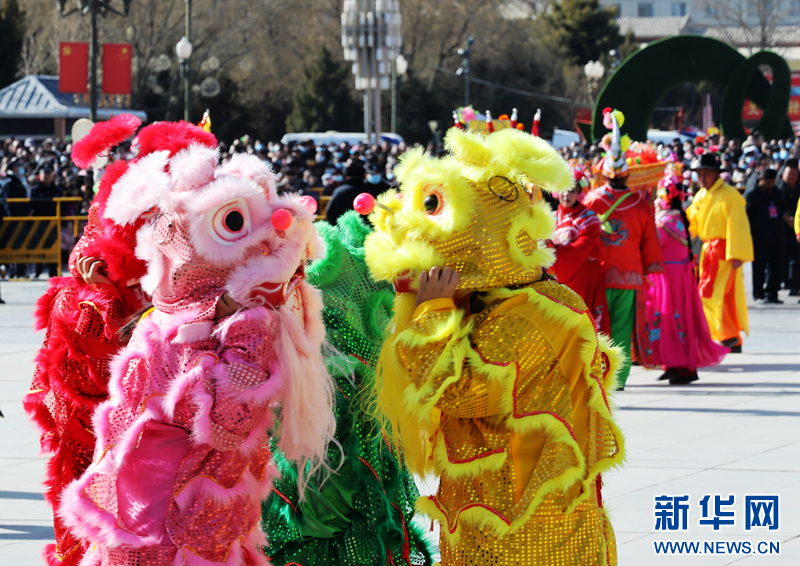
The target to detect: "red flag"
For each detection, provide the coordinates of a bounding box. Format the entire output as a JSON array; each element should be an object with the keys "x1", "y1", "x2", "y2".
[
  {"x1": 102, "y1": 43, "x2": 132, "y2": 95},
  {"x1": 59, "y1": 42, "x2": 89, "y2": 93}
]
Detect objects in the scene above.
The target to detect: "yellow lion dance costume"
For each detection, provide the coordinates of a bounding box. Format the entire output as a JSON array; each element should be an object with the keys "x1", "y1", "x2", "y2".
[{"x1": 363, "y1": 127, "x2": 626, "y2": 566}]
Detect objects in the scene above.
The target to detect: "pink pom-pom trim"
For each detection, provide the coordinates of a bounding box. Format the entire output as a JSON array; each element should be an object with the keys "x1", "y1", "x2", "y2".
[
  {"x1": 299, "y1": 195, "x2": 318, "y2": 215},
  {"x1": 353, "y1": 193, "x2": 375, "y2": 215}
]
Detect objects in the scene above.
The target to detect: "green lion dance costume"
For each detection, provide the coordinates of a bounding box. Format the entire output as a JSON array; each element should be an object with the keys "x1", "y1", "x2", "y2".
[{"x1": 262, "y1": 211, "x2": 432, "y2": 566}]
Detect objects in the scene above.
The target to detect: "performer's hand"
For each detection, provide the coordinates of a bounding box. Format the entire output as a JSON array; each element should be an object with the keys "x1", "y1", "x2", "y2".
[
  {"x1": 796, "y1": 234, "x2": 800, "y2": 244},
  {"x1": 76, "y1": 256, "x2": 112, "y2": 285},
  {"x1": 731, "y1": 259, "x2": 743, "y2": 269},
  {"x1": 416, "y1": 266, "x2": 460, "y2": 307},
  {"x1": 215, "y1": 292, "x2": 243, "y2": 320}
]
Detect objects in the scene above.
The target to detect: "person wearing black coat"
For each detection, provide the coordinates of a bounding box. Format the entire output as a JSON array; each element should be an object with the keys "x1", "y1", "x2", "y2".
[
  {"x1": 744, "y1": 168, "x2": 792, "y2": 303},
  {"x1": 775, "y1": 158, "x2": 800, "y2": 295},
  {"x1": 324, "y1": 162, "x2": 391, "y2": 226}
]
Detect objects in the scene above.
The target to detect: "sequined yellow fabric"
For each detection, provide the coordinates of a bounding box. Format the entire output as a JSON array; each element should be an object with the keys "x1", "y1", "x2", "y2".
[{"x1": 393, "y1": 280, "x2": 624, "y2": 566}]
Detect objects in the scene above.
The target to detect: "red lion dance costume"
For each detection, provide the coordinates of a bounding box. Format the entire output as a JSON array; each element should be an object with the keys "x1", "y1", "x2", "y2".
[{"x1": 24, "y1": 115, "x2": 151, "y2": 566}]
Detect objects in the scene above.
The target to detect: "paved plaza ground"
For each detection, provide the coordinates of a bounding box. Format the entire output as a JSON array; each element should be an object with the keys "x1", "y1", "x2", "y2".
[{"x1": 1, "y1": 265, "x2": 799, "y2": 565}]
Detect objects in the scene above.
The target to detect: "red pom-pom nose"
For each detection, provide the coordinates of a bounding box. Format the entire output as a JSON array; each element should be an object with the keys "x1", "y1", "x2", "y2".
[
  {"x1": 299, "y1": 195, "x2": 318, "y2": 215},
  {"x1": 271, "y1": 209, "x2": 293, "y2": 230},
  {"x1": 353, "y1": 193, "x2": 376, "y2": 215}
]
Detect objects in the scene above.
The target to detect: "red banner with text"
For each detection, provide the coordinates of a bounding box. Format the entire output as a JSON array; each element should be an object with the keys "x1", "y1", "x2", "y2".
[
  {"x1": 59, "y1": 42, "x2": 89, "y2": 94},
  {"x1": 102, "y1": 43, "x2": 133, "y2": 95},
  {"x1": 742, "y1": 73, "x2": 800, "y2": 123}
]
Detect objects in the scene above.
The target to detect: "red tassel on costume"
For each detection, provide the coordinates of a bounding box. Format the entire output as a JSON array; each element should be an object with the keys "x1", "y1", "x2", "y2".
[
  {"x1": 452, "y1": 111, "x2": 465, "y2": 130},
  {"x1": 532, "y1": 108, "x2": 541, "y2": 137},
  {"x1": 485, "y1": 110, "x2": 494, "y2": 133}
]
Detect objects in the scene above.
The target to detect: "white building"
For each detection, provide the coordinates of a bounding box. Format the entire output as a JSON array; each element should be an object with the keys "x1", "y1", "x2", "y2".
[{"x1": 598, "y1": 0, "x2": 800, "y2": 63}]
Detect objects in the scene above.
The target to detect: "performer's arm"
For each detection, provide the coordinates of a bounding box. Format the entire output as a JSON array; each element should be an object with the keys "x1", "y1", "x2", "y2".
[
  {"x1": 183, "y1": 309, "x2": 277, "y2": 451},
  {"x1": 725, "y1": 194, "x2": 755, "y2": 265},
  {"x1": 686, "y1": 190, "x2": 702, "y2": 239},
  {"x1": 553, "y1": 219, "x2": 600, "y2": 282},
  {"x1": 641, "y1": 206, "x2": 664, "y2": 274},
  {"x1": 795, "y1": 203, "x2": 800, "y2": 242}
]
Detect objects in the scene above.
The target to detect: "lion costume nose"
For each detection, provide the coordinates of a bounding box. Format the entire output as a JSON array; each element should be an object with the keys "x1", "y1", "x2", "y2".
[{"x1": 271, "y1": 209, "x2": 293, "y2": 230}]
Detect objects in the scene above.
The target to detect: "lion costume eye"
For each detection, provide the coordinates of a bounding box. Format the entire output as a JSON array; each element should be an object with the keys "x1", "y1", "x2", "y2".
[
  {"x1": 423, "y1": 194, "x2": 439, "y2": 213},
  {"x1": 422, "y1": 188, "x2": 444, "y2": 215},
  {"x1": 210, "y1": 198, "x2": 251, "y2": 245}
]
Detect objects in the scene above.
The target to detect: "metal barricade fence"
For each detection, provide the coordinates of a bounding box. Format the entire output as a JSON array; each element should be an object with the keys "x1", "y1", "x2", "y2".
[{"x1": 0, "y1": 197, "x2": 87, "y2": 276}]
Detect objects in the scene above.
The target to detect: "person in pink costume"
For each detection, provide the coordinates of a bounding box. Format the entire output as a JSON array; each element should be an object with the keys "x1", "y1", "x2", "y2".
[
  {"x1": 58, "y1": 118, "x2": 336, "y2": 566},
  {"x1": 645, "y1": 172, "x2": 729, "y2": 384},
  {"x1": 551, "y1": 167, "x2": 611, "y2": 336}
]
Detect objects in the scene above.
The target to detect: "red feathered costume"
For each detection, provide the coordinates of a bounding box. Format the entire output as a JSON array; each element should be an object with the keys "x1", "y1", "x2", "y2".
[{"x1": 22, "y1": 117, "x2": 216, "y2": 566}]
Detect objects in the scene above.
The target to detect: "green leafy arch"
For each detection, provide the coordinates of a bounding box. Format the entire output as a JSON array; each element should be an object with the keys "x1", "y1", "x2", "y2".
[{"x1": 592, "y1": 35, "x2": 793, "y2": 141}]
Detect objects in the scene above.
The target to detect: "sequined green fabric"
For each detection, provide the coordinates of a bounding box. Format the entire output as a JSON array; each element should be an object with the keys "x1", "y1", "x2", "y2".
[{"x1": 262, "y1": 211, "x2": 432, "y2": 566}]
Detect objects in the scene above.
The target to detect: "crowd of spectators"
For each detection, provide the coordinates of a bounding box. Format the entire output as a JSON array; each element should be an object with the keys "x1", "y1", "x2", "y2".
[
  {"x1": 3, "y1": 128, "x2": 800, "y2": 305},
  {"x1": 0, "y1": 137, "x2": 101, "y2": 279}
]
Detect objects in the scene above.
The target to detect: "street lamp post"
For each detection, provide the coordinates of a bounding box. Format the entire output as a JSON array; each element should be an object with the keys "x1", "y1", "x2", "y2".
[
  {"x1": 57, "y1": 0, "x2": 133, "y2": 122},
  {"x1": 456, "y1": 36, "x2": 474, "y2": 108},
  {"x1": 342, "y1": 0, "x2": 402, "y2": 143},
  {"x1": 177, "y1": 0, "x2": 193, "y2": 122},
  {"x1": 584, "y1": 60, "x2": 605, "y2": 110},
  {"x1": 176, "y1": 36, "x2": 193, "y2": 122},
  {"x1": 391, "y1": 54, "x2": 408, "y2": 134}
]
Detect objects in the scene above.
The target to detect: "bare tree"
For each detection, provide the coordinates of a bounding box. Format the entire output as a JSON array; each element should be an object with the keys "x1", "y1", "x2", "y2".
[{"x1": 699, "y1": 0, "x2": 789, "y2": 52}]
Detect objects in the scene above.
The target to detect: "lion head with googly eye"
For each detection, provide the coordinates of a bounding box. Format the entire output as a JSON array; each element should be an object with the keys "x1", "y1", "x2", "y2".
[
  {"x1": 364, "y1": 127, "x2": 572, "y2": 293},
  {"x1": 103, "y1": 123, "x2": 323, "y2": 318}
]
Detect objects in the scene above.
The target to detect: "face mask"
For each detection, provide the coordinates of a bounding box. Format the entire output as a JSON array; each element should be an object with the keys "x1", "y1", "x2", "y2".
[
  {"x1": 780, "y1": 149, "x2": 789, "y2": 159},
  {"x1": 691, "y1": 171, "x2": 699, "y2": 183},
  {"x1": 333, "y1": 175, "x2": 344, "y2": 182},
  {"x1": 367, "y1": 174, "x2": 382, "y2": 184},
  {"x1": 316, "y1": 155, "x2": 326, "y2": 163},
  {"x1": 335, "y1": 152, "x2": 344, "y2": 159},
  {"x1": 255, "y1": 142, "x2": 264, "y2": 152},
  {"x1": 298, "y1": 146, "x2": 307, "y2": 153},
  {"x1": 386, "y1": 172, "x2": 395, "y2": 180}
]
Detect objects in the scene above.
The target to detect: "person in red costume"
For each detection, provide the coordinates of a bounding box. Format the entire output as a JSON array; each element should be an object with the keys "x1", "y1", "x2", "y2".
[
  {"x1": 551, "y1": 167, "x2": 611, "y2": 336},
  {"x1": 21, "y1": 115, "x2": 214, "y2": 566},
  {"x1": 583, "y1": 109, "x2": 664, "y2": 390}
]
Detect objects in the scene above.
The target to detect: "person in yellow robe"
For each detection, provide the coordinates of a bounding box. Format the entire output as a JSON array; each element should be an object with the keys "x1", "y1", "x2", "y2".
[
  {"x1": 686, "y1": 153, "x2": 754, "y2": 352},
  {"x1": 362, "y1": 127, "x2": 625, "y2": 566}
]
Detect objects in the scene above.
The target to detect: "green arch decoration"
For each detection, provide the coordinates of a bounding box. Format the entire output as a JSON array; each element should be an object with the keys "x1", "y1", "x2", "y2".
[
  {"x1": 592, "y1": 35, "x2": 793, "y2": 142},
  {"x1": 720, "y1": 50, "x2": 792, "y2": 141}
]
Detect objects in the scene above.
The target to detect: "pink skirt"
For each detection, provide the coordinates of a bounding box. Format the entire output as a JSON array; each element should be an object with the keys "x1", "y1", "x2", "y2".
[{"x1": 645, "y1": 260, "x2": 729, "y2": 370}]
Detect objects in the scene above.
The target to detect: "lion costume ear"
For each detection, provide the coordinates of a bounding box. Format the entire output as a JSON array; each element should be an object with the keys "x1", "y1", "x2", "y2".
[
  {"x1": 104, "y1": 150, "x2": 173, "y2": 225},
  {"x1": 484, "y1": 129, "x2": 572, "y2": 194},
  {"x1": 71, "y1": 114, "x2": 141, "y2": 169},
  {"x1": 217, "y1": 153, "x2": 279, "y2": 201}
]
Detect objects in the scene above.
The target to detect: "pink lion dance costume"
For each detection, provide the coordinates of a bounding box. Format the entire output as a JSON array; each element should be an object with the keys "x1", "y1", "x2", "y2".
[
  {"x1": 24, "y1": 115, "x2": 149, "y2": 566},
  {"x1": 59, "y1": 119, "x2": 336, "y2": 566}
]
